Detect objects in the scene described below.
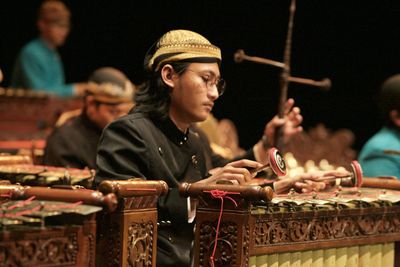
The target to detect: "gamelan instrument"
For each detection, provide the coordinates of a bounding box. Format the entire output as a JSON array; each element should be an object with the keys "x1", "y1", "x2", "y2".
[
  {"x1": 217, "y1": 147, "x2": 286, "y2": 187},
  {"x1": 233, "y1": 49, "x2": 331, "y2": 92},
  {"x1": 0, "y1": 183, "x2": 118, "y2": 212},
  {"x1": 250, "y1": 147, "x2": 286, "y2": 177},
  {"x1": 97, "y1": 178, "x2": 169, "y2": 197},
  {"x1": 361, "y1": 176, "x2": 400, "y2": 190},
  {"x1": 0, "y1": 87, "x2": 82, "y2": 145},
  {"x1": 0, "y1": 183, "x2": 114, "y2": 267},
  {"x1": 96, "y1": 178, "x2": 169, "y2": 267},
  {"x1": 316, "y1": 160, "x2": 363, "y2": 188},
  {"x1": 0, "y1": 164, "x2": 95, "y2": 188},
  {"x1": 182, "y1": 180, "x2": 400, "y2": 267},
  {"x1": 0, "y1": 178, "x2": 169, "y2": 267},
  {"x1": 180, "y1": 182, "x2": 274, "y2": 202},
  {"x1": 234, "y1": 0, "x2": 331, "y2": 150}
]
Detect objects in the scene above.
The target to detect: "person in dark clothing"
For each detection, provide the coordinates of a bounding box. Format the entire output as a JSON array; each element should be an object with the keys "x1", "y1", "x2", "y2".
[
  {"x1": 94, "y1": 29, "x2": 325, "y2": 266},
  {"x1": 43, "y1": 67, "x2": 134, "y2": 169}
]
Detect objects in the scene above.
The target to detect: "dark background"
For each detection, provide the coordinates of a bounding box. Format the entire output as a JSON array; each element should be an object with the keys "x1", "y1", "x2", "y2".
[{"x1": 1, "y1": 0, "x2": 400, "y2": 153}]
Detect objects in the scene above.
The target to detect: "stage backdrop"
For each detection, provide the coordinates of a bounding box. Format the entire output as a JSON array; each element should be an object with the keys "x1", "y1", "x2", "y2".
[{"x1": 1, "y1": 0, "x2": 400, "y2": 151}]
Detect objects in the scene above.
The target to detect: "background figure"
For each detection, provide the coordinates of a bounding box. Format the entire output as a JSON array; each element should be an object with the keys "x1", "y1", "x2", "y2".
[
  {"x1": 43, "y1": 67, "x2": 134, "y2": 169},
  {"x1": 196, "y1": 114, "x2": 245, "y2": 159},
  {"x1": 10, "y1": 0, "x2": 87, "y2": 97},
  {"x1": 359, "y1": 74, "x2": 400, "y2": 178}
]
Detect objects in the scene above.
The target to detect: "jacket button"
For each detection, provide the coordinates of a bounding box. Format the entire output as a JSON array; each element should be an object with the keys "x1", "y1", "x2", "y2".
[{"x1": 191, "y1": 155, "x2": 198, "y2": 165}]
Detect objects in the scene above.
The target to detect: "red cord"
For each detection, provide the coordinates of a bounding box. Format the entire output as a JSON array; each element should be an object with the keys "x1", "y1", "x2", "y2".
[
  {"x1": 7, "y1": 196, "x2": 36, "y2": 210},
  {"x1": 205, "y1": 189, "x2": 239, "y2": 267},
  {"x1": 3, "y1": 204, "x2": 41, "y2": 217},
  {"x1": 44, "y1": 201, "x2": 83, "y2": 210},
  {"x1": 2, "y1": 199, "x2": 83, "y2": 218}
]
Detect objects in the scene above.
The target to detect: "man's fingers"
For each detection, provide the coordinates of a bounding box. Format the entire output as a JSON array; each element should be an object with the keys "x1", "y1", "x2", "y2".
[
  {"x1": 227, "y1": 159, "x2": 262, "y2": 169},
  {"x1": 283, "y1": 98, "x2": 295, "y2": 114}
]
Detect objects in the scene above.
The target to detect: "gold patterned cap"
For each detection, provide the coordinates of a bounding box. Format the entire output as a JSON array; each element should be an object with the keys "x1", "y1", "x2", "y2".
[
  {"x1": 86, "y1": 67, "x2": 135, "y2": 104},
  {"x1": 146, "y1": 29, "x2": 222, "y2": 72}
]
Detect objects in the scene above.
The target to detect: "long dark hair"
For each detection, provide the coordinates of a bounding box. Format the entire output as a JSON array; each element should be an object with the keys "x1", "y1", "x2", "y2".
[{"x1": 133, "y1": 61, "x2": 190, "y2": 120}]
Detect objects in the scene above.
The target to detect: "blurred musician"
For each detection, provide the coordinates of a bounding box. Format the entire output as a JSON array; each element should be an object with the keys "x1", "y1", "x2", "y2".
[
  {"x1": 94, "y1": 29, "x2": 325, "y2": 267},
  {"x1": 359, "y1": 74, "x2": 400, "y2": 178},
  {"x1": 10, "y1": 0, "x2": 88, "y2": 97},
  {"x1": 43, "y1": 67, "x2": 134, "y2": 169}
]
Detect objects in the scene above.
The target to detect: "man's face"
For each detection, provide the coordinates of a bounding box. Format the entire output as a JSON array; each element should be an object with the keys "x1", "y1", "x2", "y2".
[
  {"x1": 39, "y1": 20, "x2": 70, "y2": 47},
  {"x1": 169, "y1": 62, "x2": 221, "y2": 125},
  {"x1": 89, "y1": 101, "x2": 133, "y2": 129}
]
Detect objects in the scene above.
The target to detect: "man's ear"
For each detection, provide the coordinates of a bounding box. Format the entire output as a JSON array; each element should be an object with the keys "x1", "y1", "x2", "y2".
[
  {"x1": 161, "y1": 64, "x2": 175, "y2": 89},
  {"x1": 389, "y1": 110, "x2": 400, "y2": 127}
]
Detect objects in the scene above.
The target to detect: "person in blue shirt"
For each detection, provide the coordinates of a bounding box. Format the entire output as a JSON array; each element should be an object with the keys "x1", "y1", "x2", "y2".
[
  {"x1": 359, "y1": 74, "x2": 400, "y2": 178},
  {"x1": 11, "y1": 0, "x2": 87, "y2": 97}
]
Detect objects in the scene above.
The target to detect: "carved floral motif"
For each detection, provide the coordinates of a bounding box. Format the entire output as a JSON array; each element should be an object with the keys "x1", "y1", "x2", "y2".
[
  {"x1": 253, "y1": 210, "x2": 400, "y2": 247},
  {"x1": 127, "y1": 221, "x2": 154, "y2": 267},
  {"x1": 198, "y1": 221, "x2": 238, "y2": 267},
  {"x1": 0, "y1": 234, "x2": 78, "y2": 266}
]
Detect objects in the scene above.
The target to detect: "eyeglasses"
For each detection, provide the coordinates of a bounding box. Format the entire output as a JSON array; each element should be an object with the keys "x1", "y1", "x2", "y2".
[{"x1": 186, "y1": 69, "x2": 226, "y2": 96}]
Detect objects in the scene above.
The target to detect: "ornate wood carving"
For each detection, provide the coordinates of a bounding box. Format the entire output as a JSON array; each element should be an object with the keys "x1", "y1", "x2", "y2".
[
  {"x1": 190, "y1": 185, "x2": 400, "y2": 266},
  {"x1": 243, "y1": 224, "x2": 250, "y2": 267},
  {"x1": 120, "y1": 196, "x2": 158, "y2": 211},
  {"x1": 127, "y1": 221, "x2": 154, "y2": 267},
  {"x1": 198, "y1": 221, "x2": 238, "y2": 267},
  {"x1": 0, "y1": 235, "x2": 77, "y2": 266},
  {"x1": 98, "y1": 180, "x2": 168, "y2": 267},
  {"x1": 97, "y1": 212, "x2": 158, "y2": 267},
  {"x1": 0, "y1": 226, "x2": 96, "y2": 266},
  {"x1": 251, "y1": 206, "x2": 400, "y2": 254},
  {"x1": 86, "y1": 232, "x2": 96, "y2": 267},
  {"x1": 96, "y1": 206, "x2": 158, "y2": 267},
  {"x1": 0, "y1": 196, "x2": 100, "y2": 267}
]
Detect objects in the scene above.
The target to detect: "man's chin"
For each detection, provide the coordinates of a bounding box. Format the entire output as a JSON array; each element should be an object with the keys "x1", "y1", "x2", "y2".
[{"x1": 196, "y1": 113, "x2": 210, "y2": 122}]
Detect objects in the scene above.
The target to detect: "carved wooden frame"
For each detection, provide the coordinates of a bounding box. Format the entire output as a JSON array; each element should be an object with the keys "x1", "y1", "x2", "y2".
[{"x1": 190, "y1": 188, "x2": 400, "y2": 267}]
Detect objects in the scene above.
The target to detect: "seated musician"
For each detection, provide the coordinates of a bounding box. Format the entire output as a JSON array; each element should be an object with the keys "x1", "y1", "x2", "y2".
[
  {"x1": 359, "y1": 74, "x2": 400, "y2": 178},
  {"x1": 94, "y1": 29, "x2": 326, "y2": 267},
  {"x1": 10, "y1": 0, "x2": 88, "y2": 97},
  {"x1": 43, "y1": 67, "x2": 134, "y2": 169}
]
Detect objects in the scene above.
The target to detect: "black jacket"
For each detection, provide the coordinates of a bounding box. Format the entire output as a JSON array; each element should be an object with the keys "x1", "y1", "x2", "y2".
[
  {"x1": 95, "y1": 111, "x2": 254, "y2": 266},
  {"x1": 43, "y1": 112, "x2": 101, "y2": 169}
]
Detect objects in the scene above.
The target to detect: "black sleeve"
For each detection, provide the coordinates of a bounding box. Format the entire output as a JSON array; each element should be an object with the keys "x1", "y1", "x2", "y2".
[
  {"x1": 94, "y1": 119, "x2": 150, "y2": 187},
  {"x1": 95, "y1": 119, "x2": 189, "y2": 224},
  {"x1": 43, "y1": 130, "x2": 85, "y2": 169}
]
